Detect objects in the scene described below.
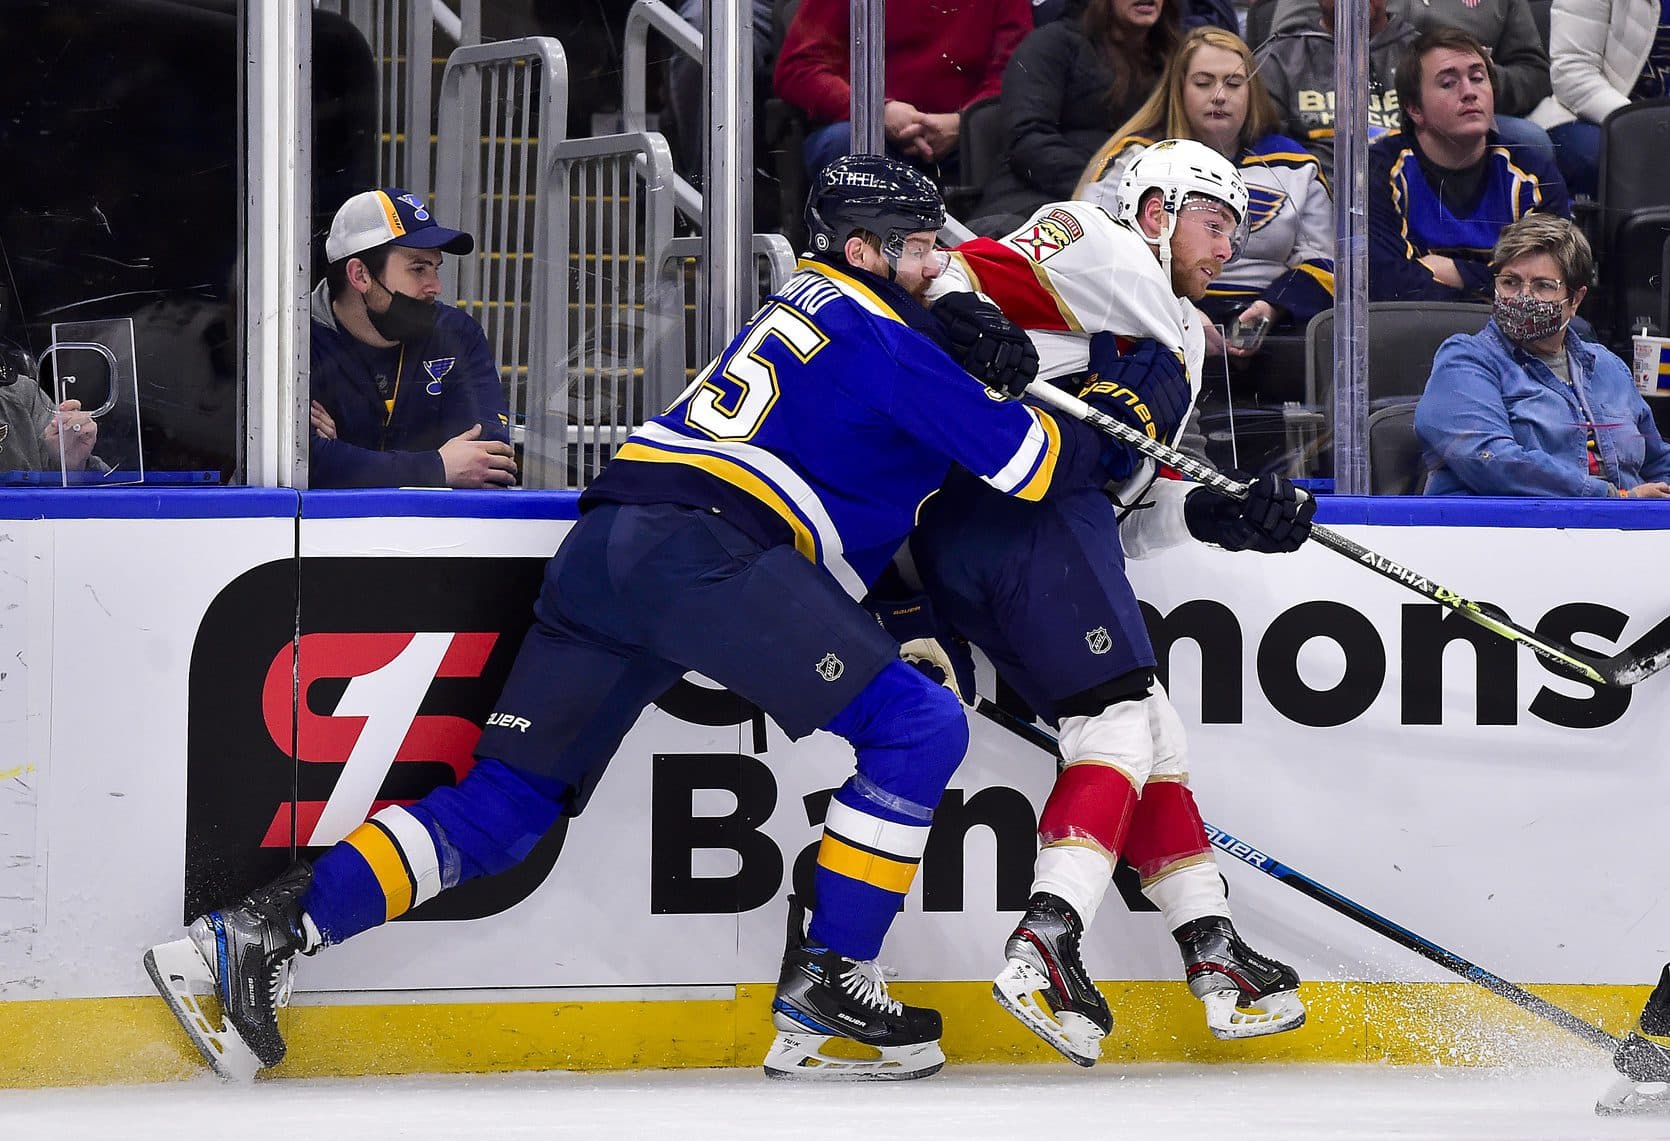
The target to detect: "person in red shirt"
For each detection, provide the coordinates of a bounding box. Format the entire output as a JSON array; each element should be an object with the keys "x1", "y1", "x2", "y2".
[{"x1": 774, "y1": 0, "x2": 1032, "y2": 178}]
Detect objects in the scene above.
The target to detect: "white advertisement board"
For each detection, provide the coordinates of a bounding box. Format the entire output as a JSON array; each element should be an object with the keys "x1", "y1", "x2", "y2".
[{"x1": 3, "y1": 497, "x2": 1668, "y2": 1004}]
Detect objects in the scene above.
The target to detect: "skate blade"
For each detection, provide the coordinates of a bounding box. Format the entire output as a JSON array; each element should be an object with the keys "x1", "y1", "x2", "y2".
[
  {"x1": 992, "y1": 958, "x2": 1105, "y2": 1068},
  {"x1": 761, "y1": 1031, "x2": 945, "y2": 1081},
  {"x1": 1202, "y1": 987, "x2": 1307, "y2": 1041},
  {"x1": 1596, "y1": 1074, "x2": 1670, "y2": 1116},
  {"x1": 143, "y1": 938, "x2": 263, "y2": 1082}
]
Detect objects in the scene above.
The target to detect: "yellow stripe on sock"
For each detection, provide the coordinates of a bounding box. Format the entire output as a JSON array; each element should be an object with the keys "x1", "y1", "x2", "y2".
[
  {"x1": 344, "y1": 820, "x2": 414, "y2": 921},
  {"x1": 816, "y1": 833, "x2": 918, "y2": 895}
]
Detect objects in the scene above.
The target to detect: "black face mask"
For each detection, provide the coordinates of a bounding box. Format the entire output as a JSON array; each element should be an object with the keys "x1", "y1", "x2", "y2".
[{"x1": 365, "y1": 275, "x2": 438, "y2": 344}]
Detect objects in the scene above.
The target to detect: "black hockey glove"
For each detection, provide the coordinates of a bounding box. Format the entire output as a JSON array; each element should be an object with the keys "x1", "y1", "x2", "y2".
[
  {"x1": 1184, "y1": 471, "x2": 1316, "y2": 554},
  {"x1": 863, "y1": 587, "x2": 976, "y2": 704},
  {"x1": 1078, "y1": 331, "x2": 1192, "y2": 481},
  {"x1": 932, "y1": 290, "x2": 1038, "y2": 400}
]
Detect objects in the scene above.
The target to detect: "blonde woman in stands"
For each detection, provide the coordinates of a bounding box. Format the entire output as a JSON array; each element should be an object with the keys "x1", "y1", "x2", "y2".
[{"x1": 1077, "y1": 26, "x2": 1332, "y2": 404}]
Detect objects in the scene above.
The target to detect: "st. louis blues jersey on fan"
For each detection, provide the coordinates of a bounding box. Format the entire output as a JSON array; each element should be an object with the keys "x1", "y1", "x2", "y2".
[{"x1": 583, "y1": 256, "x2": 1097, "y2": 596}]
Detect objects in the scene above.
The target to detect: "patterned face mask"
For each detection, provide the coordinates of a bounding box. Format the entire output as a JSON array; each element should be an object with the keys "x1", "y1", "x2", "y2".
[{"x1": 1493, "y1": 292, "x2": 1567, "y2": 344}]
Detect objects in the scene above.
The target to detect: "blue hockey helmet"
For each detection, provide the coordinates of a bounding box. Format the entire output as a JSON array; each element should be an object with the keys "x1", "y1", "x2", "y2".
[{"x1": 804, "y1": 154, "x2": 945, "y2": 267}]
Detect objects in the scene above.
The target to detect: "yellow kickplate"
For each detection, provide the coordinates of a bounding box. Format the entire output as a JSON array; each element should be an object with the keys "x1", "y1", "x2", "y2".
[{"x1": 0, "y1": 981, "x2": 1644, "y2": 1088}]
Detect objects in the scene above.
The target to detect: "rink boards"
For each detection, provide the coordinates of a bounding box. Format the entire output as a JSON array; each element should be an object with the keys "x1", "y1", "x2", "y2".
[{"x1": 1, "y1": 489, "x2": 1666, "y2": 1085}]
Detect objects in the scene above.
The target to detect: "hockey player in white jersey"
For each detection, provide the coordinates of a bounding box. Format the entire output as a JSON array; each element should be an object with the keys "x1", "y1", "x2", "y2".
[{"x1": 911, "y1": 139, "x2": 1314, "y2": 1064}]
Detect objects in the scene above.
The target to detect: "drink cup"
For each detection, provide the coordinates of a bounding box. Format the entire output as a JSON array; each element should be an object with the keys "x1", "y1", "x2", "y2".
[{"x1": 1632, "y1": 335, "x2": 1670, "y2": 396}]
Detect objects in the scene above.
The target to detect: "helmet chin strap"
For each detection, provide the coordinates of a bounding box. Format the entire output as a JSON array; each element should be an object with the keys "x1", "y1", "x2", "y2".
[{"x1": 1141, "y1": 209, "x2": 1179, "y2": 289}]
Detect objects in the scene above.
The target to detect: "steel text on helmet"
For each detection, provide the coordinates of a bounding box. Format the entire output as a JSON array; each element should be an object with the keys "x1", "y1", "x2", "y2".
[
  {"x1": 1113, "y1": 138, "x2": 1249, "y2": 293},
  {"x1": 805, "y1": 155, "x2": 946, "y2": 282}
]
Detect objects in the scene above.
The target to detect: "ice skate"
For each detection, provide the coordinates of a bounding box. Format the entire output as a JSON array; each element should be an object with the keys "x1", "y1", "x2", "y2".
[
  {"x1": 1175, "y1": 915, "x2": 1305, "y2": 1040},
  {"x1": 1596, "y1": 969, "x2": 1670, "y2": 1118},
  {"x1": 992, "y1": 892, "x2": 1111, "y2": 1066},
  {"x1": 763, "y1": 896, "x2": 944, "y2": 1081},
  {"x1": 143, "y1": 862, "x2": 314, "y2": 1080},
  {"x1": 1597, "y1": 1026, "x2": 1670, "y2": 1115}
]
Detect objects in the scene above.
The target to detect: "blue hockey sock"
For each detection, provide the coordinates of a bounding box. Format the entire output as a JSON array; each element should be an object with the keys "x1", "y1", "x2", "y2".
[
  {"x1": 302, "y1": 757, "x2": 569, "y2": 945},
  {"x1": 808, "y1": 778, "x2": 933, "y2": 960},
  {"x1": 808, "y1": 662, "x2": 966, "y2": 959}
]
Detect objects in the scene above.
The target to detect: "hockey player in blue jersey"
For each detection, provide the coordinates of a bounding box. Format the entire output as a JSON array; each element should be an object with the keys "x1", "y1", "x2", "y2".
[
  {"x1": 907, "y1": 140, "x2": 1316, "y2": 1065},
  {"x1": 144, "y1": 155, "x2": 1127, "y2": 1083}
]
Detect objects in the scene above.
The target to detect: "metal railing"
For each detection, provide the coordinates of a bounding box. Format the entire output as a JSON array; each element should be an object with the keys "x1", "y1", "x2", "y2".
[
  {"x1": 661, "y1": 233, "x2": 797, "y2": 380},
  {"x1": 420, "y1": 7, "x2": 795, "y2": 490},
  {"x1": 542, "y1": 132, "x2": 680, "y2": 489},
  {"x1": 316, "y1": 0, "x2": 481, "y2": 197},
  {"x1": 622, "y1": 0, "x2": 703, "y2": 224},
  {"x1": 435, "y1": 37, "x2": 565, "y2": 452},
  {"x1": 435, "y1": 36, "x2": 696, "y2": 489}
]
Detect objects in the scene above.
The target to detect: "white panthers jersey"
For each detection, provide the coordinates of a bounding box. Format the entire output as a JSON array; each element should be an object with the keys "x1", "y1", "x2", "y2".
[{"x1": 928, "y1": 201, "x2": 1204, "y2": 555}]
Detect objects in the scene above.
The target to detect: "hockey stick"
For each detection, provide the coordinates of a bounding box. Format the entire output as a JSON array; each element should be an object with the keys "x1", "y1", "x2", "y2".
[
  {"x1": 972, "y1": 696, "x2": 1621, "y2": 1053},
  {"x1": 1025, "y1": 380, "x2": 1670, "y2": 689}
]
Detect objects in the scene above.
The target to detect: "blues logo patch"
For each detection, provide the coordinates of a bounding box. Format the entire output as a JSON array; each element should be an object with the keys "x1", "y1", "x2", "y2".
[
  {"x1": 423, "y1": 357, "x2": 455, "y2": 396},
  {"x1": 1243, "y1": 185, "x2": 1288, "y2": 233}
]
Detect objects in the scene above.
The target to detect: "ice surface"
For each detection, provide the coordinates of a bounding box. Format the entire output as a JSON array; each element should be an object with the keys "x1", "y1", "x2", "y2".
[{"x1": 3, "y1": 1063, "x2": 1665, "y2": 1141}]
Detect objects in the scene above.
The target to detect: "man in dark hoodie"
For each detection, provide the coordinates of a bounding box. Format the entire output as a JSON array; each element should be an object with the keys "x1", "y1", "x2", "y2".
[
  {"x1": 308, "y1": 188, "x2": 517, "y2": 489},
  {"x1": 1257, "y1": 0, "x2": 1419, "y2": 180}
]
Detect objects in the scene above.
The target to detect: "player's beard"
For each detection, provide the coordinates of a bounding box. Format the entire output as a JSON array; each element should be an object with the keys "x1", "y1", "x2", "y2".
[
  {"x1": 896, "y1": 268, "x2": 933, "y2": 302},
  {"x1": 1171, "y1": 260, "x2": 1217, "y2": 302}
]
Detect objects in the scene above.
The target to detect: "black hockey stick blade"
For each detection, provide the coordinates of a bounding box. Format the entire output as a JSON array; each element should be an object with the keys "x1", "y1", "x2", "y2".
[
  {"x1": 1603, "y1": 612, "x2": 1670, "y2": 687},
  {"x1": 972, "y1": 697, "x2": 1621, "y2": 1053}
]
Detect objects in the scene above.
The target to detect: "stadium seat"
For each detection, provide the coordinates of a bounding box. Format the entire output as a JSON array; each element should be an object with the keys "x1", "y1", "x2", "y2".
[
  {"x1": 1305, "y1": 302, "x2": 1493, "y2": 411},
  {"x1": 943, "y1": 97, "x2": 1007, "y2": 219},
  {"x1": 1594, "y1": 98, "x2": 1670, "y2": 345},
  {"x1": 1366, "y1": 401, "x2": 1427, "y2": 495}
]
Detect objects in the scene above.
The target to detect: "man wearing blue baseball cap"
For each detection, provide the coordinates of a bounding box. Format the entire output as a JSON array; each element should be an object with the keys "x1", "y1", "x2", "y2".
[{"x1": 309, "y1": 187, "x2": 517, "y2": 488}]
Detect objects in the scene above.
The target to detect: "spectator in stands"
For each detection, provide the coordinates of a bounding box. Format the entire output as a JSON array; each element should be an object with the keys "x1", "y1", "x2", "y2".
[
  {"x1": 0, "y1": 343, "x2": 98, "y2": 474},
  {"x1": 971, "y1": 0, "x2": 1183, "y2": 232},
  {"x1": 1529, "y1": 0, "x2": 1667, "y2": 200},
  {"x1": 310, "y1": 189, "x2": 517, "y2": 489},
  {"x1": 1078, "y1": 27, "x2": 1333, "y2": 402},
  {"x1": 773, "y1": 0, "x2": 1032, "y2": 179},
  {"x1": 1368, "y1": 29, "x2": 1570, "y2": 302},
  {"x1": 1257, "y1": 0, "x2": 1419, "y2": 181},
  {"x1": 1032, "y1": 0, "x2": 1238, "y2": 32},
  {"x1": 1269, "y1": 0, "x2": 1557, "y2": 162},
  {"x1": 1416, "y1": 214, "x2": 1670, "y2": 497}
]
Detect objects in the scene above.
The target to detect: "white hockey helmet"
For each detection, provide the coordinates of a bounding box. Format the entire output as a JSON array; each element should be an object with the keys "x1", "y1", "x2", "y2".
[{"x1": 1114, "y1": 138, "x2": 1249, "y2": 279}]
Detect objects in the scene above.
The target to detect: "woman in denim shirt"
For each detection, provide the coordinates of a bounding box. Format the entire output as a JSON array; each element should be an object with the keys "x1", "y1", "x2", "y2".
[{"x1": 1416, "y1": 214, "x2": 1670, "y2": 498}]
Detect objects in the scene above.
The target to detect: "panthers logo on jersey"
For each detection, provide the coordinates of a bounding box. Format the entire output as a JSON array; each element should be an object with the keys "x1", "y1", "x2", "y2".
[{"x1": 1010, "y1": 209, "x2": 1082, "y2": 264}]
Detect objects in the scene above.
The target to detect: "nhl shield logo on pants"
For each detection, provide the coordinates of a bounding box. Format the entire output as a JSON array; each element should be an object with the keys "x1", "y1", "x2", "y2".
[
  {"x1": 1085, "y1": 627, "x2": 1112, "y2": 655},
  {"x1": 815, "y1": 652, "x2": 845, "y2": 682}
]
